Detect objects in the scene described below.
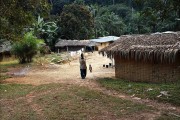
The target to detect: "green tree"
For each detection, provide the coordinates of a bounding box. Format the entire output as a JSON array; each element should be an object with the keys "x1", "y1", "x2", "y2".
[
  {"x1": 0, "y1": 0, "x2": 50, "y2": 41},
  {"x1": 59, "y1": 4, "x2": 93, "y2": 40},
  {"x1": 108, "y1": 4, "x2": 131, "y2": 19},
  {"x1": 12, "y1": 32, "x2": 44, "y2": 64},
  {"x1": 134, "y1": 0, "x2": 180, "y2": 32},
  {"x1": 91, "y1": 6, "x2": 126, "y2": 37},
  {"x1": 102, "y1": 12, "x2": 126, "y2": 36},
  {"x1": 32, "y1": 16, "x2": 58, "y2": 51},
  {"x1": 50, "y1": 0, "x2": 73, "y2": 15},
  {"x1": 74, "y1": 0, "x2": 85, "y2": 5}
]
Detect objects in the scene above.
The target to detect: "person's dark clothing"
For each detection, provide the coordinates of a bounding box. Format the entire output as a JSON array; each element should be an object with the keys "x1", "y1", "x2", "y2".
[{"x1": 80, "y1": 69, "x2": 86, "y2": 79}]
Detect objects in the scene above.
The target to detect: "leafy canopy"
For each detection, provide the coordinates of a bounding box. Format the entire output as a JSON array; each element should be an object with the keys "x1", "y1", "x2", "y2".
[
  {"x1": 32, "y1": 16, "x2": 58, "y2": 50},
  {"x1": 0, "y1": 0, "x2": 50, "y2": 41},
  {"x1": 59, "y1": 4, "x2": 93, "y2": 40}
]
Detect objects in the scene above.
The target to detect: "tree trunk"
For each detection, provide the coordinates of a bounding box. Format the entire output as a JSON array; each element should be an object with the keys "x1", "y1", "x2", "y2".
[{"x1": 152, "y1": 24, "x2": 156, "y2": 33}]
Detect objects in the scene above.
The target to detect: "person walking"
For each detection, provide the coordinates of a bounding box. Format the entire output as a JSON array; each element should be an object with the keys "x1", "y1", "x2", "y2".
[
  {"x1": 79, "y1": 53, "x2": 87, "y2": 79},
  {"x1": 89, "y1": 64, "x2": 92, "y2": 73}
]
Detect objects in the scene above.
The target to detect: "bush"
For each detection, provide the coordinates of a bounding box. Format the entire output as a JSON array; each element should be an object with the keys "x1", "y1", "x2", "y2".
[
  {"x1": 12, "y1": 32, "x2": 44, "y2": 63},
  {"x1": 39, "y1": 45, "x2": 51, "y2": 55}
]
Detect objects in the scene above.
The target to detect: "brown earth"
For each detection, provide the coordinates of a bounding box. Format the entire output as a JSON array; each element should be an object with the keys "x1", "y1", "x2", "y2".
[
  {"x1": 3, "y1": 52, "x2": 180, "y2": 120},
  {"x1": 5, "y1": 52, "x2": 114, "y2": 85}
]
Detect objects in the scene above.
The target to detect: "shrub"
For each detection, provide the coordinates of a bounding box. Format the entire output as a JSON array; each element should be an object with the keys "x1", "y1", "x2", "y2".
[
  {"x1": 12, "y1": 32, "x2": 44, "y2": 63},
  {"x1": 39, "y1": 45, "x2": 51, "y2": 55}
]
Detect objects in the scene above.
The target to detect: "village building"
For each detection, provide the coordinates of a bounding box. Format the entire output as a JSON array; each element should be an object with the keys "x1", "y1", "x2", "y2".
[
  {"x1": 55, "y1": 39, "x2": 97, "y2": 56},
  {"x1": 0, "y1": 41, "x2": 11, "y2": 61},
  {"x1": 90, "y1": 36, "x2": 119, "y2": 50},
  {"x1": 100, "y1": 31, "x2": 180, "y2": 83}
]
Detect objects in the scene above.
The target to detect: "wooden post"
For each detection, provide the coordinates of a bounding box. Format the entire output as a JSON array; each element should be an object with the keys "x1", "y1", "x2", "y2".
[
  {"x1": 66, "y1": 46, "x2": 70, "y2": 65},
  {"x1": 66, "y1": 46, "x2": 68, "y2": 52}
]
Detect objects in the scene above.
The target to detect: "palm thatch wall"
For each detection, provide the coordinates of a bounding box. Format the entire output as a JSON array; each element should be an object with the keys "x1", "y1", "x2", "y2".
[
  {"x1": 100, "y1": 31, "x2": 180, "y2": 83},
  {"x1": 100, "y1": 31, "x2": 180, "y2": 63}
]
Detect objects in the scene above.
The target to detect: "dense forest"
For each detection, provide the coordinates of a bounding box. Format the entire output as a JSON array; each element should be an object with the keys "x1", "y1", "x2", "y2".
[
  {"x1": 50, "y1": 0, "x2": 180, "y2": 38},
  {"x1": 1, "y1": 0, "x2": 180, "y2": 49}
]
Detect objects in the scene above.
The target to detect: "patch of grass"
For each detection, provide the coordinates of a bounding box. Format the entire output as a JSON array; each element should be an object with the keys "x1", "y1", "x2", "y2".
[
  {"x1": 0, "y1": 61, "x2": 18, "y2": 81},
  {"x1": 0, "y1": 83, "x2": 153, "y2": 120},
  {"x1": 0, "y1": 84, "x2": 37, "y2": 120},
  {"x1": 34, "y1": 84, "x2": 152, "y2": 119},
  {"x1": 0, "y1": 98, "x2": 38, "y2": 120},
  {"x1": 0, "y1": 67, "x2": 8, "y2": 73},
  {"x1": 97, "y1": 78, "x2": 180, "y2": 106},
  {"x1": 156, "y1": 112, "x2": 180, "y2": 120},
  {"x1": 33, "y1": 55, "x2": 50, "y2": 65},
  {"x1": 0, "y1": 84, "x2": 34, "y2": 99},
  {"x1": 33, "y1": 53, "x2": 63, "y2": 64},
  {"x1": 45, "y1": 53, "x2": 62, "y2": 64},
  {"x1": 0, "y1": 60, "x2": 31, "y2": 81},
  {"x1": 0, "y1": 59, "x2": 18, "y2": 66},
  {"x1": 0, "y1": 74, "x2": 11, "y2": 81},
  {"x1": 0, "y1": 59, "x2": 20, "y2": 73}
]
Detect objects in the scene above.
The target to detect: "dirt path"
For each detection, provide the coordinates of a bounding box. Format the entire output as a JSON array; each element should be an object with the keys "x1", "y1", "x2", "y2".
[
  {"x1": 4, "y1": 52, "x2": 180, "y2": 119},
  {"x1": 5, "y1": 52, "x2": 114, "y2": 85}
]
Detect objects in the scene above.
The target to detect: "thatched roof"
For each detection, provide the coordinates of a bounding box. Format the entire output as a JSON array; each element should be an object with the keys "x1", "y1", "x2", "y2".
[
  {"x1": 0, "y1": 41, "x2": 11, "y2": 53},
  {"x1": 100, "y1": 31, "x2": 180, "y2": 63},
  {"x1": 55, "y1": 40, "x2": 97, "y2": 47}
]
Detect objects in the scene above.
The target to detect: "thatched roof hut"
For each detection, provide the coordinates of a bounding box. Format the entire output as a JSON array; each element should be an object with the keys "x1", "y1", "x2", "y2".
[
  {"x1": 0, "y1": 41, "x2": 11, "y2": 53},
  {"x1": 55, "y1": 40, "x2": 97, "y2": 47},
  {"x1": 0, "y1": 41, "x2": 11, "y2": 61},
  {"x1": 100, "y1": 31, "x2": 180, "y2": 83},
  {"x1": 100, "y1": 31, "x2": 180, "y2": 63},
  {"x1": 55, "y1": 40, "x2": 97, "y2": 52}
]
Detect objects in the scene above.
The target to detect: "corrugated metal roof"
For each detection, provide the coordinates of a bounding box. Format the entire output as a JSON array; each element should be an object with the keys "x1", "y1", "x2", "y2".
[{"x1": 90, "y1": 36, "x2": 119, "y2": 43}]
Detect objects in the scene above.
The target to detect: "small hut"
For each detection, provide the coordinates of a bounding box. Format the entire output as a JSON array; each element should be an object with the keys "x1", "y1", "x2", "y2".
[
  {"x1": 0, "y1": 41, "x2": 11, "y2": 61},
  {"x1": 100, "y1": 31, "x2": 180, "y2": 83},
  {"x1": 55, "y1": 39, "x2": 97, "y2": 53}
]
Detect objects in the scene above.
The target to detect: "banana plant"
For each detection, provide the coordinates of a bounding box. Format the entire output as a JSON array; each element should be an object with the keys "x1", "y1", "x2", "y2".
[{"x1": 31, "y1": 16, "x2": 58, "y2": 50}]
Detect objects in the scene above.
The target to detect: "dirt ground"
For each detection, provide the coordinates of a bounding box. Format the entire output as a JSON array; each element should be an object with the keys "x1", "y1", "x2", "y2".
[
  {"x1": 3, "y1": 52, "x2": 180, "y2": 119},
  {"x1": 5, "y1": 52, "x2": 114, "y2": 85}
]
